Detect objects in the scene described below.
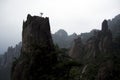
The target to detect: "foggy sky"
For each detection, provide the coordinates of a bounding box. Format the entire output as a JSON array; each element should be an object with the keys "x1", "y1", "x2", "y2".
[{"x1": 0, "y1": 0, "x2": 120, "y2": 54}]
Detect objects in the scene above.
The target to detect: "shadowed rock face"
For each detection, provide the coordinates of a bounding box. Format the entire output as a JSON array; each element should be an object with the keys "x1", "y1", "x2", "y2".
[
  {"x1": 108, "y1": 14, "x2": 120, "y2": 38},
  {"x1": 22, "y1": 14, "x2": 54, "y2": 54},
  {"x1": 99, "y1": 20, "x2": 112, "y2": 54},
  {"x1": 102, "y1": 20, "x2": 108, "y2": 32},
  {"x1": 0, "y1": 42, "x2": 21, "y2": 80},
  {"x1": 69, "y1": 20, "x2": 114, "y2": 80},
  {"x1": 12, "y1": 14, "x2": 56, "y2": 80},
  {"x1": 70, "y1": 20, "x2": 112, "y2": 60},
  {"x1": 85, "y1": 20, "x2": 112, "y2": 58},
  {"x1": 69, "y1": 37, "x2": 84, "y2": 61}
]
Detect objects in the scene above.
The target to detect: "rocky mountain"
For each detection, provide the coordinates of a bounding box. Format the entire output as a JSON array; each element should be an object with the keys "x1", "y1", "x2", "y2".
[
  {"x1": 11, "y1": 14, "x2": 78, "y2": 80},
  {"x1": 69, "y1": 14, "x2": 120, "y2": 62},
  {"x1": 0, "y1": 42, "x2": 21, "y2": 80},
  {"x1": 0, "y1": 29, "x2": 77, "y2": 80},
  {"x1": 108, "y1": 14, "x2": 120, "y2": 38},
  {"x1": 69, "y1": 20, "x2": 111, "y2": 61},
  {"x1": 69, "y1": 19, "x2": 120, "y2": 80},
  {"x1": 69, "y1": 37, "x2": 84, "y2": 61},
  {"x1": 0, "y1": 14, "x2": 120, "y2": 80},
  {"x1": 12, "y1": 14, "x2": 55, "y2": 80},
  {"x1": 80, "y1": 29, "x2": 100, "y2": 44},
  {"x1": 85, "y1": 20, "x2": 112, "y2": 59},
  {"x1": 0, "y1": 42, "x2": 21, "y2": 68},
  {"x1": 52, "y1": 29, "x2": 77, "y2": 48}
]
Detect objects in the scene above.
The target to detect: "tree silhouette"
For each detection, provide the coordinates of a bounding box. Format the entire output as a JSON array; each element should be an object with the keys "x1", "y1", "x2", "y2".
[{"x1": 40, "y1": 12, "x2": 43, "y2": 17}]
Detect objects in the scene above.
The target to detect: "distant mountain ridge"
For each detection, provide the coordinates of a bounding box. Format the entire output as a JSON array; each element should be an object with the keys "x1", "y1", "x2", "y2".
[
  {"x1": 0, "y1": 42, "x2": 21, "y2": 80},
  {"x1": 52, "y1": 29, "x2": 78, "y2": 48}
]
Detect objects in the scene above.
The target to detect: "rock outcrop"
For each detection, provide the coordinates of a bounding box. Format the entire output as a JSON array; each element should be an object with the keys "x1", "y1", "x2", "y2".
[
  {"x1": 0, "y1": 42, "x2": 21, "y2": 68},
  {"x1": 12, "y1": 14, "x2": 57, "y2": 80},
  {"x1": 69, "y1": 37, "x2": 84, "y2": 61},
  {"x1": 0, "y1": 42, "x2": 21, "y2": 80},
  {"x1": 69, "y1": 20, "x2": 113, "y2": 61},
  {"x1": 22, "y1": 14, "x2": 54, "y2": 53},
  {"x1": 87, "y1": 20, "x2": 112, "y2": 59},
  {"x1": 80, "y1": 29, "x2": 99, "y2": 44},
  {"x1": 85, "y1": 20, "x2": 112, "y2": 59},
  {"x1": 99, "y1": 20, "x2": 112, "y2": 53},
  {"x1": 69, "y1": 20, "x2": 116, "y2": 80},
  {"x1": 0, "y1": 29, "x2": 77, "y2": 80},
  {"x1": 108, "y1": 14, "x2": 120, "y2": 38}
]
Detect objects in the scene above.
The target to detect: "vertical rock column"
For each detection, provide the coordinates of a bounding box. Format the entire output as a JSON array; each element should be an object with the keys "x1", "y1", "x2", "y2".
[
  {"x1": 22, "y1": 14, "x2": 54, "y2": 54},
  {"x1": 12, "y1": 14, "x2": 57, "y2": 80}
]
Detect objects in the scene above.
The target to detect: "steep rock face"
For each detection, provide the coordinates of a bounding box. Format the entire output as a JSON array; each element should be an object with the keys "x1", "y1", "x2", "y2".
[
  {"x1": 12, "y1": 14, "x2": 56, "y2": 80},
  {"x1": 0, "y1": 29, "x2": 77, "y2": 80},
  {"x1": 0, "y1": 42, "x2": 21, "y2": 68},
  {"x1": 69, "y1": 29, "x2": 101, "y2": 61},
  {"x1": 80, "y1": 29, "x2": 99, "y2": 44},
  {"x1": 69, "y1": 37, "x2": 84, "y2": 61},
  {"x1": 84, "y1": 20, "x2": 112, "y2": 60},
  {"x1": 84, "y1": 30, "x2": 100, "y2": 59},
  {"x1": 108, "y1": 14, "x2": 120, "y2": 38},
  {"x1": 0, "y1": 42, "x2": 21, "y2": 80},
  {"x1": 99, "y1": 20, "x2": 112, "y2": 53},
  {"x1": 22, "y1": 14, "x2": 54, "y2": 54},
  {"x1": 69, "y1": 20, "x2": 114, "y2": 80}
]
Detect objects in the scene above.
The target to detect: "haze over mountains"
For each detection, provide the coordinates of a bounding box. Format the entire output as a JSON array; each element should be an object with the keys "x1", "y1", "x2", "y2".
[{"x1": 0, "y1": 14, "x2": 120, "y2": 80}]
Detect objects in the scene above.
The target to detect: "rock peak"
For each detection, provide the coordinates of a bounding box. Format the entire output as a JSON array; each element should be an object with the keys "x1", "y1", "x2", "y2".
[
  {"x1": 102, "y1": 19, "x2": 108, "y2": 32},
  {"x1": 22, "y1": 14, "x2": 53, "y2": 54},
  {"x1": 12, "y1": 14, "x2": 55, "y2": 80},
  {"x1": 54, "y1": 29, "x2": 68, "y2": 38}
]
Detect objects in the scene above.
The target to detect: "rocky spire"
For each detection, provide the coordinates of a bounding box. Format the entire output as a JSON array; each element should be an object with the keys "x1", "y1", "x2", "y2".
[
  {"x1": 102, "y1": 20, "x2": 108, "y2": 32},
  {"x1": 99, "y1": 20, "x2": 112, "y2": 53},
  {"x1": 12, "y1": 14, "x2": 56, "y2": 80},
  {"x1": 22, "y1": 14, "x2": 54, "y2": 54}
]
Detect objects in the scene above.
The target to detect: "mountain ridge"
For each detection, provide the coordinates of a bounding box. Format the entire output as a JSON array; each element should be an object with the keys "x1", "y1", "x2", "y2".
[{"x1": 0, "y1": 14, "x2": 120, "y2": 80}]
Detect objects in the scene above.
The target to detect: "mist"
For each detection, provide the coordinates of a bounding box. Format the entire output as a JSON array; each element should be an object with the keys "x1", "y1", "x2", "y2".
[{"x1": 0, "y1": 0, "x2": 120, "y2": 54}]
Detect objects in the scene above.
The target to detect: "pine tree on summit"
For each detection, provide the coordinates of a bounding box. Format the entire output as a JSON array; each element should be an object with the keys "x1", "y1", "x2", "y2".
[{"x1": 40, "y1": 12, "x2": 43, "y2": 17}]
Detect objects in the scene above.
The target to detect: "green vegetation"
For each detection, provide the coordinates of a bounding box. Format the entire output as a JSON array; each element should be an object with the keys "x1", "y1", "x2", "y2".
[{"x1": 11, "y1": 43, "x2": 81, "y2": 80}]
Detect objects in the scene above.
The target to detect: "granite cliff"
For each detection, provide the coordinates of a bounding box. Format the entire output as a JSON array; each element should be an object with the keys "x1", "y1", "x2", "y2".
[
  {"x1": 69, "y1": 37, "x2": 84, "y2": 61},
  {"x1": 70, "y1": 20, "x2": 112, "y2": 60},
  {"x1": 12, "y1": 14, "x2": 57, "y2": 80},
  {"x1": 0, "y1": 29, "x2": 77, "y2": 80},
  {"x1": 11, "y1": 14, "x2": 78, "y2": 80}
]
